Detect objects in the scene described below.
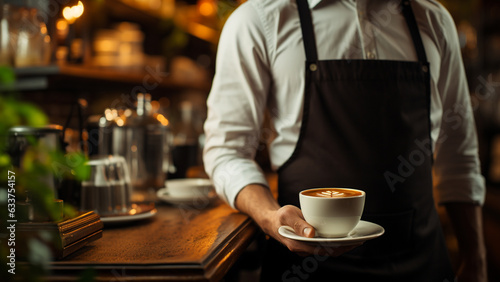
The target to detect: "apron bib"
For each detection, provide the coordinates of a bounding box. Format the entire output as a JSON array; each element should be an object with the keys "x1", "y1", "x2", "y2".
[{"x1": 261, "y1": 1, "x2": 455, "y2": 281}]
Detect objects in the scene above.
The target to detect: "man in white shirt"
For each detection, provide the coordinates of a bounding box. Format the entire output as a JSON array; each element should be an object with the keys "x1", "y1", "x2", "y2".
[{"x1": 204, "y1": 0, "x2": 487, "y2": 281}]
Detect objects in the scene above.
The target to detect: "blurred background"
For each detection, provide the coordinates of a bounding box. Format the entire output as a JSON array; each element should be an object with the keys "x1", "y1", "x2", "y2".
[
  {"x1": 437, "y1": 1, "x2": 500, "y2": 281},
  {"x1": 0, "y1": 0, "x2": 499, "y2": 280}
]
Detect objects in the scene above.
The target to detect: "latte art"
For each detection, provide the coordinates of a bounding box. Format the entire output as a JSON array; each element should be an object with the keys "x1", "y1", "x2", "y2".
[
  {"x1": 319, "y1": 190, "x2": 346, "y2": 197},
  {"x1": 302, "y1": 188, "x2": 362, "y2": 198}
]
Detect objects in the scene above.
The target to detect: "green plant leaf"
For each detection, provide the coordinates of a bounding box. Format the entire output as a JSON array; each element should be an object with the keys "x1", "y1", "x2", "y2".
[
  {"x1": 0, "y1": 66, "x2": 15, "y2": 84},
  {"x1": 68, "y1": 153, "x2": 91, "y2": 181},
  {"x1": 16, "y1": 102, "x2": 49, "y2": 127}
]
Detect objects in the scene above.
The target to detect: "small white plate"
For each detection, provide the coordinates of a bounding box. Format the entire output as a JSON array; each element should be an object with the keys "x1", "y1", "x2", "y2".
[
  {"x1": 278, "y1": 220, "x2": 384, "y2": 247},
  {"x1": 156, "y1": 188, "x2": 218, "y2": 206},
  {"x1": 99, "y1": 203, "x2": 157, "y2": 224}
]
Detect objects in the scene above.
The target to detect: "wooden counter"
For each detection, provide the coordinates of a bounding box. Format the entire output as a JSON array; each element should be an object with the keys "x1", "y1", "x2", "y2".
[{"x1": 47, "y1": 199, "x2": 258, "y2": 281}]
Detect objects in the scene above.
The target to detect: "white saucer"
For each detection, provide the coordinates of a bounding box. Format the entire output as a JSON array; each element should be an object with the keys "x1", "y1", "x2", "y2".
[
  {"x1": 278, "y1": 220, "x2": 384, "y2": 247},
  {"x1": 99, "y1": 203, "x2": 157, "y2": 224},
  {"x1": 156, "y1": 188, "x2": 218, "y2": 206}
]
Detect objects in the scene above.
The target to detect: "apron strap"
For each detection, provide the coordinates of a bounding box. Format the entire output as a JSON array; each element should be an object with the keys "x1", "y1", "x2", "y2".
[
  {"x1": 401, "y1": 0, "x2": 428, "y2": 63},
  {"x1": 401, "y1": 1, "x2": 433, "y2": 161},
  {"x1": 296, "y1": 0, "x2": 318, "y2": 62},
  {"x1": 296, "y1": 0, "x2": 428, "y2": 64}
]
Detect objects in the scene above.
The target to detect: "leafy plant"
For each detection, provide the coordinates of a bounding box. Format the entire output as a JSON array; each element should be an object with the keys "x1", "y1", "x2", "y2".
[{"x1": 0, "y1": 66, "x2": 90, "y2": 281}]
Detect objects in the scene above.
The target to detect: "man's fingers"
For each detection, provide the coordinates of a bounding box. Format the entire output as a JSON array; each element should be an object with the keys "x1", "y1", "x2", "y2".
[
  {"x1": 277, "y1": 205, "x2": 316, "y2": 238},
  {"x1": 303, "y1": 227, "x2": 314, "y2": 237},
  {"x1": 273, "y1": 205, "x2": 364, "y2": 257}
]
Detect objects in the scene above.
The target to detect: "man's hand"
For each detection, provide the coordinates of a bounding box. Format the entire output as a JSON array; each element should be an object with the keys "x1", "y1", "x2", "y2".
[
  {"x1": 457, "y1": 254, "x2": 487, "y2": 282},
  {"x1": 235, "y1": 184, "x2": 359, "y2": 256},
  {"x1": 270, "y1": 204, "x2": 360, "y2": 256},
  {"x1": 445, "y1": 203, "x2": 488, "y2": 282}
]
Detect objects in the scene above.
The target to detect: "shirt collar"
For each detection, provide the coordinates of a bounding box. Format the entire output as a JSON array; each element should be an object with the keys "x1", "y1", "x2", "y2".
[{"x1": 308, "y1": 0, "x2": 323, "y2": 8}]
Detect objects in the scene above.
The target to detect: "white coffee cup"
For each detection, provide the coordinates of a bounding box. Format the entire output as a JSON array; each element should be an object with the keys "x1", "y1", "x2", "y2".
[
  {"x1": 166, "y1": 178, "x2": 214, "y2": 199},
  {"x1": 299, "y1": 188, "x2": 365, "y2": 238}
]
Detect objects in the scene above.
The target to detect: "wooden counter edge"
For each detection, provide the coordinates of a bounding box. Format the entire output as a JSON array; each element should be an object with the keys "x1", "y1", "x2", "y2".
[{"x1": 45, "y1": 216, "x2": 258, "y2": 281}]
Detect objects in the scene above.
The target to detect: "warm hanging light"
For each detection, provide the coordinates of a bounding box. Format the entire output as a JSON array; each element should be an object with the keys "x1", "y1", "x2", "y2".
[
  {"x1": 115, "y1": 117, "x2": 125, "y2": 127},
  {"x1": 155, "y1": 114, "x2": 169, "y2": 126},
  {"x1": 63, "y1": 1, "x2": 84, "y2": 24},
  {"x1": 74, "y1": 1, "x2": 85, "y2": 18},
  {"x1": 198, "y1": 0, "x2": 216, "y2": 17},
  {"x1": 62, "y1": 6, "x2": 72, "y2": 22}
]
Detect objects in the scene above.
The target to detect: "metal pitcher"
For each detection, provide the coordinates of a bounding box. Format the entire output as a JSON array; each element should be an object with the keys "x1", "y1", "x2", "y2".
[{"x1": 98, "y1": 94, "x2": 171, "y2": 202}]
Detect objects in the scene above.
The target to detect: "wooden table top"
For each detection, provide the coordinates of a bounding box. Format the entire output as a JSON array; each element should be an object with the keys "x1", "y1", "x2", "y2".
[{"x1": 48, "y1": 199, "x2": 258, "y2": 282}]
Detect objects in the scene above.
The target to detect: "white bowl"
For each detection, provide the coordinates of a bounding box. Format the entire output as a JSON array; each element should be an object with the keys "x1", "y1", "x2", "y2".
[{"x1": 165, "y1": 178, "x2": 214, "y2": 199}]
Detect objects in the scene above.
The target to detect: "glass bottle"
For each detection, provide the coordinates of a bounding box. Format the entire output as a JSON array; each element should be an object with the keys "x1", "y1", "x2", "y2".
[
  {"x1": 0, "y1": 4, "x2": 13, "y2": 66},
  {"x1": 171, "y1": 101, "x2": 199, "y2": 178}
]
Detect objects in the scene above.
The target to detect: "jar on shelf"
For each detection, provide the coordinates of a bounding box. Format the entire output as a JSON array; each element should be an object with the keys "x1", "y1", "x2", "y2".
[
  {"x1": 0, "y1": 4, "x2": 14, "y2": 66},
  {"x1": 10, "y1": 6, "x2": 51, "y2": 67}
]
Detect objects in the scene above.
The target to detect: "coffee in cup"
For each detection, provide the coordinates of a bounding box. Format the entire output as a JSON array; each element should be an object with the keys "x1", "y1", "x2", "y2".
[{"x1": 299, "y1": 188, "x2": 365, "y2": 238}]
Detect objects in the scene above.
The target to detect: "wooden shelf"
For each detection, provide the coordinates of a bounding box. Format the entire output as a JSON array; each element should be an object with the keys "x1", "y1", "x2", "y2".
[
  {"x1": 173, "y1": 5, "x2": 221, "y2": 45},
  {"x1": 1, "y1": 64, "x2": 211, "y2": 92},
  {"x1": 13, "y1": 65, "x2": 60, "y2": 76},
  {"x1": 102, "y1": 0, "x2": 164, "y2": 27},
  {"x1": 0, "y1": 65, "x2": 60, "y2": 92},
  {"x1": 3, "y1": 0, "x2": 49, "y2": 10},
  {"x1": 101, "y1": 0, "x2": 222, "y2": 45},
  {"x1": 56, "y1": 64, "x2": 211, "y2": 92}
]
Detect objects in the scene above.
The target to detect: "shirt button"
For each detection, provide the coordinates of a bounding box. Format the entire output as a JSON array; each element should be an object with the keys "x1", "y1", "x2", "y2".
[{"x1": 366, "y1": 51, "x2": 376, "y2": 59}]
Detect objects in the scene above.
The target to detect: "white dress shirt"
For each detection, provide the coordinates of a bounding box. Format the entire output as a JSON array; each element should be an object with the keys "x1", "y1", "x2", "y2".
[{"x1": 203, "y1": 0, "x2": 486, "y2": 208}]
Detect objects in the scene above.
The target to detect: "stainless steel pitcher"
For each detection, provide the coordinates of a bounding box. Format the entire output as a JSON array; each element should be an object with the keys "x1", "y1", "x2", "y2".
[{"x1": 98, "y1": 94, "x2": 171, "y2": 202}]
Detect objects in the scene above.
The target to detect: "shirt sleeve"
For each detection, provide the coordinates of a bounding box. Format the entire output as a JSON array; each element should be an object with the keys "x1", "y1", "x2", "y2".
[
  {"x1": 203, "y1": 2, "x2": 271, "y2": 208},
  {"x1": 432, "y1": 5, "x2": 486, "y2": 205}
]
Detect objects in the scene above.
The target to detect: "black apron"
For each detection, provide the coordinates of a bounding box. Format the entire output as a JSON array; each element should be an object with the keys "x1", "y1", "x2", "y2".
[{"x1": 261, "y1": 0, "x2": 455, "y2": 281}]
